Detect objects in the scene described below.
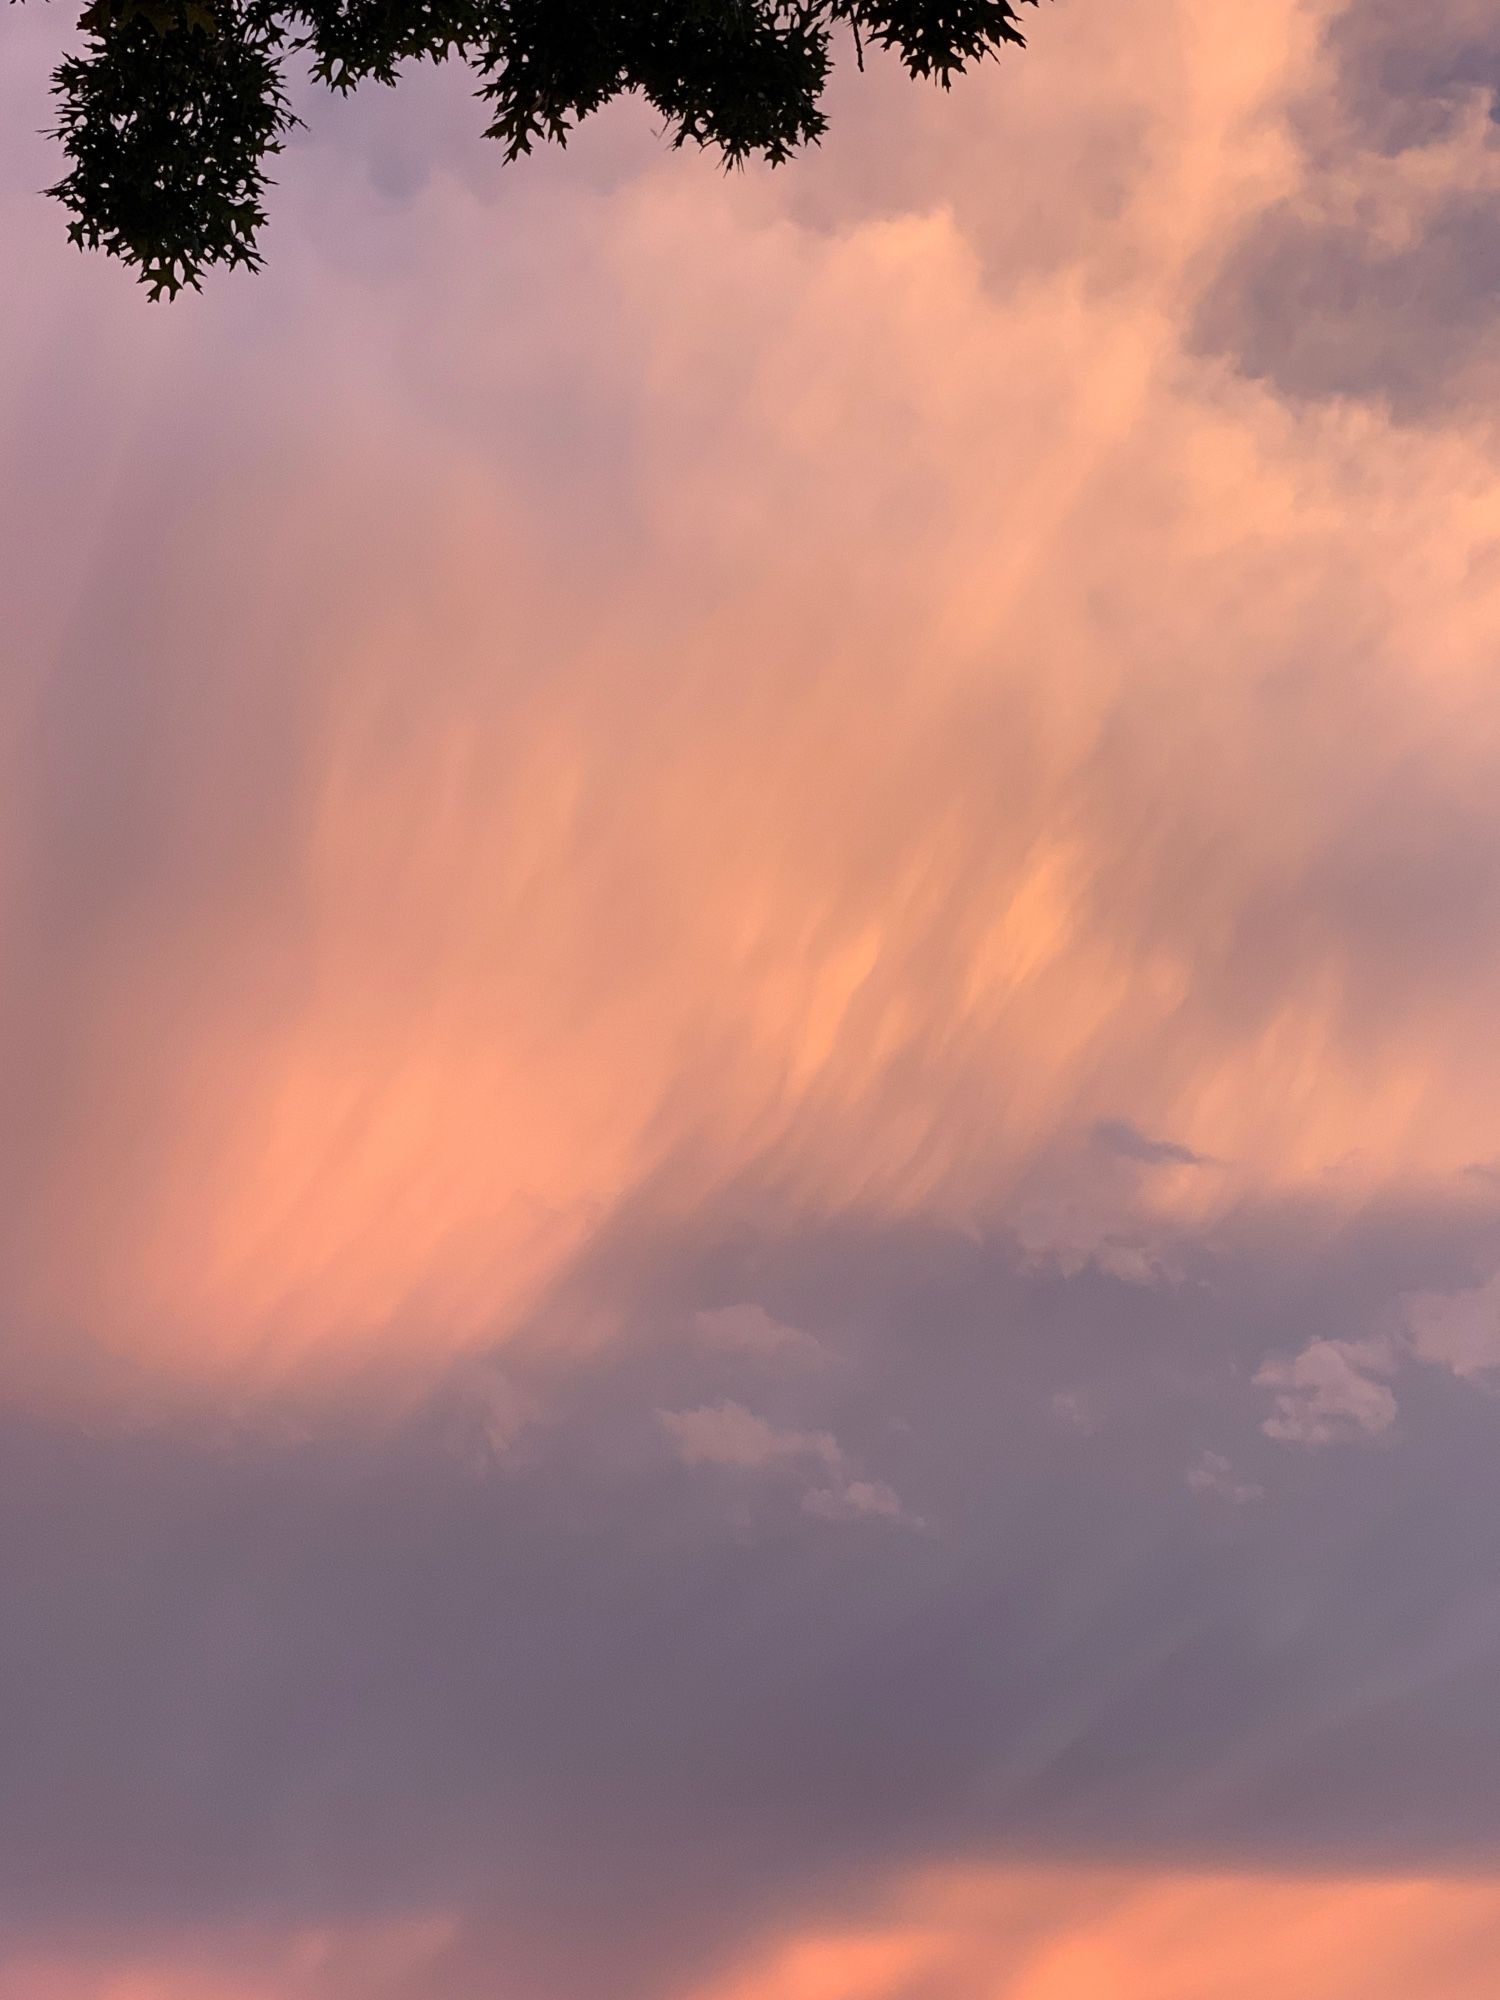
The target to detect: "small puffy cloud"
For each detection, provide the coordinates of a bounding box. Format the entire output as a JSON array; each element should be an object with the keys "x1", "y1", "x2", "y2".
[
  {"x1": 658, "y1": 1401, "x2": 842, "y2": 1471},
  {"x1": 693, "y1": 1304, "x2": 825, "y2": 1365},
  {"x1": 1186, "y1": 1449, "x2": 1263, "y2": 1504},
  {"x1": 1256, "y1": 1338, "x2": 1399, "y2": 1447},
  {"x1": 658, "y1": 1401, "x2": 913, "y2": 1527},
  {"x1": 1405, "y1": 1273, "x2": 1500, "y2": 1383}
]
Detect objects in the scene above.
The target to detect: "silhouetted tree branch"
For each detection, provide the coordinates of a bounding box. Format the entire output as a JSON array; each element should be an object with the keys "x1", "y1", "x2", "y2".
[{"x1": 25, "y1": 0, "x2": 1035, "y2": 296}]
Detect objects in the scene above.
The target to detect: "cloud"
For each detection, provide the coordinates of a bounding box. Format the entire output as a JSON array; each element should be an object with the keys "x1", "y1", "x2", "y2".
[
  {"x1": 8, "y1": 0, "x2": 1500, "y2": 1994},
  {"x1": 15, "y1": 1866, "x2": 1500, "y2": 2000},
  {"x1": 1193, "y1": 0, "x2": 1500, "y2": 418},
  {"x1": 659, "y1": 1398, "x2": 916, "y2": 1526},
  {"x1": 0, "y1": 1918, "x2": 464, "y2": 2000},
  {"x1": 693, "y1": 1303, "x2": 826, "y2": 1365},
  {"x1": 1090, "y1": 1241, "x2": 1177, "y2": 1286},
  {"x1": 1324, "y1": 0, "x2": 1500, "y2": 156},
  {"x1": 1091, "y1": 1120, "x2": 1209, "y2": 1168},
  {"x1": 1256, "y1": 1338, "x2": 1400, "y2": 1446},
  {"x1": 659, "y1": 1399, "x2": 844, "y2": 1471},
  {"x1": 0, "y1": 1184, "x2": 1498, "y2": 1997},
  {"x1": 436, "y1": 1364, "x2": 543, "y2": 1474},
  {"x1": 801, "y1": 1478, "x2": 913, "y2": 1524},
  {"x1": 8, "y1": 0, "x2": 1500, "y2": 1407},
  {"x1": 1405, "y1": 1273, "x2": 1500, "y2": 1383},
  {"x1": 690, "y1": 1864, "x2": 1500, "y2": 2000},
  {"x1": 1185, "y1": 1451, "x2": 1264, "y2": 1504}
]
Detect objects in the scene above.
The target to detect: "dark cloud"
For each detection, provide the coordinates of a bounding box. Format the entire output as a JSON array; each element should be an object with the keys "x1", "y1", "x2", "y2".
[
  {"x1": 1193, "y1": 1, "x2": 1500, "y2": 419},
  {"x1": 1090, "y1": 1119, "x2": 1208, "y2": 1167},
  {"x1": 1193, "y1": 191, "x2": 1500, "y2": 421},
  {"x1": 1324, "y1": 0, "x2": 1500, "y2": 158},
  {"x1": 6, "y1": 1188, "x2": 1500, "y2": 1993}
]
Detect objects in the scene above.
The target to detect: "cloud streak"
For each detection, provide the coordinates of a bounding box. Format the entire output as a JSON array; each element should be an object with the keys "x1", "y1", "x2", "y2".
[{"x1": 6, "y1": 0, "x2": 1500, "y2": 1404}]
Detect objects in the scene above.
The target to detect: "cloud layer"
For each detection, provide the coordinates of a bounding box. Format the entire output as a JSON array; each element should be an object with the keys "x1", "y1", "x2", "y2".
[{"x1": 5, "y1": 0, "x2": 1500, "y2": 1992}]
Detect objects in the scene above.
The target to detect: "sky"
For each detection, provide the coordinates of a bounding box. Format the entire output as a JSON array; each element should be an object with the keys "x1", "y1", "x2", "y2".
[{"x1": 4, "y1": 0, "x2": 1500, "y2": 1993}]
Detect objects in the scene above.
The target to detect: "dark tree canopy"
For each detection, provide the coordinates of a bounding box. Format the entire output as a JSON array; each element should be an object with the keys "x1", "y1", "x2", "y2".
[{"x1": 30, "y1": 0, "x2": 1036, "y2": 297}]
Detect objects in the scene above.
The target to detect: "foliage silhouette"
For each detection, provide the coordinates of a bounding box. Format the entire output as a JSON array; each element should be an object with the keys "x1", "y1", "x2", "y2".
[{"x1": 29, "y1": 0, "x2": 1035, "y2": 297}]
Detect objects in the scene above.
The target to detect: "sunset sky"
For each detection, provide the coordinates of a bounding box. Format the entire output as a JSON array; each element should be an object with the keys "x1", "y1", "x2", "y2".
[{"x1": 5, "y1": 0, "x2": 1500, "y2": 1993}]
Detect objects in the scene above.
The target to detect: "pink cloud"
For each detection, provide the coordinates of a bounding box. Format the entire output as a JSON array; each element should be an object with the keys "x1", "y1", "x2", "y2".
[{"x1": 6, "y1": 2, "x2": 1500, "y2": 1990}]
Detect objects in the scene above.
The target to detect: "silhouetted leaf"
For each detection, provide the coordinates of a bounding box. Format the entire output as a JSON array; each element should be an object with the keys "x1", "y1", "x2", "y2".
[{"x1": 27, "y1": 0, "x2": 1036, "y2": 290}]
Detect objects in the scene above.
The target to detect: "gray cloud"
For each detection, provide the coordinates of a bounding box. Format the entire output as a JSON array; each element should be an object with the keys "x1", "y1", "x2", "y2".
[
  {"x1": 4, "y1": 1186, "x2": 1500, "y2": 1993},
  {"x1": 1194, "y1": 192, "x2": 1500, "y2": 421},
  {"x1": 1324, "y1": 0, "x2": 1500, "y2": 158},
  {"x1": 1193, "y1": 0, "x2": 1500, "y2": 420},
  {"x1": 1091, "y1": 1119, "x2": 1209, "y2": 1168}
]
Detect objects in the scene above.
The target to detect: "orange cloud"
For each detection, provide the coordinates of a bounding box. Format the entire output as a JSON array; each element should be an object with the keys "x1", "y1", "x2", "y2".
[
  {"x1": 6, "y1": 0, "x2": 1500, "y2": 1397},
  {"x1": 0, "y1": 1916, "x2": 458, "y2": 2000},
  {"x1": 13, "y1": 1869, "x2": 1500, "y2": 2000},
  {"x1": 691, "y1": 1864, "x2": 1500, "y2": 2000}
]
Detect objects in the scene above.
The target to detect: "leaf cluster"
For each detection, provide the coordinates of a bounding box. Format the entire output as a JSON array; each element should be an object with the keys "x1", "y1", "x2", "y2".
[{"x1": 34, "y1": 0, "x2": 1034, "y2": 295}]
